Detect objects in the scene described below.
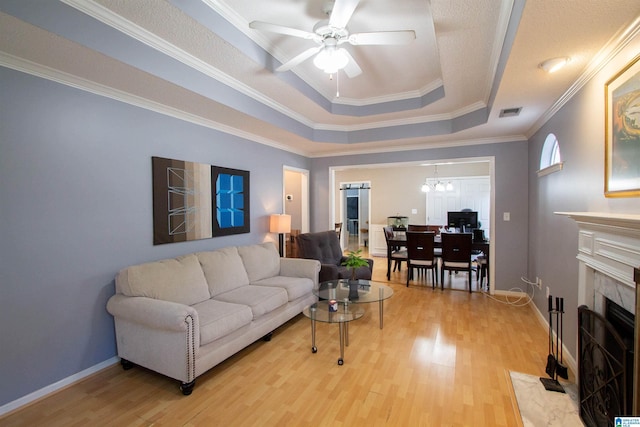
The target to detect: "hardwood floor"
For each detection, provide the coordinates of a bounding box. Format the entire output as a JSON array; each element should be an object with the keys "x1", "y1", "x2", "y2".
[{"x1": 1, "y1": 254, "x2": 550, "y2": 426}]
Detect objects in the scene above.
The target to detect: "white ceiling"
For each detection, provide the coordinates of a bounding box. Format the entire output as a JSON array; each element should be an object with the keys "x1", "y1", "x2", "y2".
[{"x1": 1, "y1": 0, "x2": 639, "y2": 157}]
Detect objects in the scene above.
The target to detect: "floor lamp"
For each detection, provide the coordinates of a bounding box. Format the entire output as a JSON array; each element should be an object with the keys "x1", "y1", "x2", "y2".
[{"x1": 269, "y1": 214, "x2": 291, "y2": 257}]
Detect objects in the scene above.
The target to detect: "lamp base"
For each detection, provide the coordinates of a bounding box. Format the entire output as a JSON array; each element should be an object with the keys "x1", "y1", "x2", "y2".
[{"x1": 278, "y1": 233, "x2": 284, "y2": 257}]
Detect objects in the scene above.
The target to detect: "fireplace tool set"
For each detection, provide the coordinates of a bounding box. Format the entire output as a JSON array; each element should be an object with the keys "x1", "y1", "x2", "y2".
[{"x1": 540, "y1": 295, "x2": 569, "y2": 392}]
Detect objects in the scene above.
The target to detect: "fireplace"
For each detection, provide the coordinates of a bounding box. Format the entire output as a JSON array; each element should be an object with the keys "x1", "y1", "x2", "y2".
[
  {"x1": 578, "y1": 298, "x2": 635, "y2": 424},
  {"x1": 557, "y1": 212, "x2": 640, "y2": 421}
]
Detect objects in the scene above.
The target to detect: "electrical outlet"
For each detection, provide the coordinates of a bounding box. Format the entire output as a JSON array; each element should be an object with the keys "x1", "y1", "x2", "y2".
[{"x1": 546, "y1": 286, "x2": 550, "y2": 298}]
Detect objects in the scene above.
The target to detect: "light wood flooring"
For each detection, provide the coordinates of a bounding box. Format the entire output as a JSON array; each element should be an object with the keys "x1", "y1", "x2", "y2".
[{"x1": 1, "y1": 253, "x2": 551, "y2": 426}]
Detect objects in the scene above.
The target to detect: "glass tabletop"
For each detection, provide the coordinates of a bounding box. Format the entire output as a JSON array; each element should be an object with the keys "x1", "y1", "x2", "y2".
[
  {"x1": 314, "y1": 279, "x2": 394, "y2": 303},
  {"x1": 303, "y1": 301, "x2": 365, "y2": 324}
]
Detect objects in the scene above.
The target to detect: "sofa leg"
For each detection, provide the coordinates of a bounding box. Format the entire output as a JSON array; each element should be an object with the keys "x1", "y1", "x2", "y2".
[
  {"x1": 180, "y1": 380, "x2": 195, "y2": 396},
  {"x1": 120, "y1": 359, "x2": 134, "y2": 370},
  {"x1": 262, "y1": 332, "x2": 273, "y2": 342}
]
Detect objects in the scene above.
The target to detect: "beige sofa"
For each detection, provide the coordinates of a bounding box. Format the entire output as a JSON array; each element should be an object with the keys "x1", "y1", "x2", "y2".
[{"x1": 106, "y1": 242, "x2": 320, "y2": 395}]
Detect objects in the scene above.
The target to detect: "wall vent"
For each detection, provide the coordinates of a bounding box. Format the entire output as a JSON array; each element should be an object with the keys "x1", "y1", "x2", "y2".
[{"x1": 499, "y1": 107, "x2": 522, "y2": 117}]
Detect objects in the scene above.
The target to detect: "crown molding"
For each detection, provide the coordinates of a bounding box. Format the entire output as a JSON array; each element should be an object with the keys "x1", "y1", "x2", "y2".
[
  {"x1": 0, "y1": 51, "x2": 308, "y2": 157},
  {"x1": 309, "y1": 134, "x2": 526, "y2": 158},
  {"x1": 527, "y1": 16, "x2": 640, "y2": 139},
  {"x1": 61, "y1": 0, "x2": 316, "y2": 129}
]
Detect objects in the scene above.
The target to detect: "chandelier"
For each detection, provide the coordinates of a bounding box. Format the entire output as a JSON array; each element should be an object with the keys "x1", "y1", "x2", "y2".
[{"x1": 421, "y1": 165, "x2": 453, "y2": 193}]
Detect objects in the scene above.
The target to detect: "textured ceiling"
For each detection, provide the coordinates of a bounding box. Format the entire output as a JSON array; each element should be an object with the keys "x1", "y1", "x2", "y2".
[{"x1": 1, "y1": 0, "x2": 639, "y2": 157}]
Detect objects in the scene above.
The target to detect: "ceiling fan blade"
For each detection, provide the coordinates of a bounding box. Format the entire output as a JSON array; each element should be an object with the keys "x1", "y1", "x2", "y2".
[
  {"x1": 347, "y1": 30, "x2": 416, "y2": 46},
  {"x1": 276, "y1": 46, "x2": 323, "y2": 72},
  {"x1": 341, "y1": 50, "x2": 362, "y2": 78},
  {"x1": 249, "y1": 21, "x2": 319, "y2": 41},
  {"x1": 328, "y1": 0, "x2": 360, "y2": 29}
]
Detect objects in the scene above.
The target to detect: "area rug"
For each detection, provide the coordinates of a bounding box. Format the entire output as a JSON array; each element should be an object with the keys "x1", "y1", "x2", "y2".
[{"x1": 509, "y1": 371, "x2": 583, "y2": 426}]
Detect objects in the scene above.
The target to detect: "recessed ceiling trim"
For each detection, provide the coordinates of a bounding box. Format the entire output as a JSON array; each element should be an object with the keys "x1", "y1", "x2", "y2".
[
  {"x1": 329, "y1": 78, "x2": 444, "y2": 107},
  {"x1": 0, "y1": 51, "x2": 307, "y2": 157},
  {"x1": 62, "y1": 0, "x2": 317, "y2": 129},
  {"x1": 484, "y1": 0, "x2": 517, "y2": 102},
  {"x1": 316, "y1": 101, "x2": 488, "y2": 132},
  {"x1": 176, "y1": 0, "x2": 449, "y2": 114},
  {"x1": 311, "y1": 136, "x2": 527, "y2": 158}
]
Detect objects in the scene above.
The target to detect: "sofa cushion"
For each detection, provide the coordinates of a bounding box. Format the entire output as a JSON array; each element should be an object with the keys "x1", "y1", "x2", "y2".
[
  {"x1": 196, "y1": 247, "x2": 250, "y2": 297},
  {"x1": 251, "y1": 276, "x2": 314, "y2": 302},
  {"x1": 237, "y1": 243, "x2": 280, "y2": 282},
  {"x1": 214, "y1": 285, "x2": 287, "y2": 320},
  {"x1": 116, "y1": 254, "x2": 210, "y2": 306},
  {"x1": 192, "y1": 299, "x2": 253, "y2": 346}
]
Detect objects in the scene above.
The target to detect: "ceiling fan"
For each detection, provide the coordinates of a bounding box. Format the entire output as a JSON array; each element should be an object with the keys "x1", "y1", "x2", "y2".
[{"x1": 249, "y1": 0, "x2": 416, "y2": 78}]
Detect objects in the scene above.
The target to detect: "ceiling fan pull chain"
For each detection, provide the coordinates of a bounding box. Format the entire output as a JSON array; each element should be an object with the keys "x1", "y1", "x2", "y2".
[{"x1": 336, "y1": 71, "x2": 340, "y2": 98}]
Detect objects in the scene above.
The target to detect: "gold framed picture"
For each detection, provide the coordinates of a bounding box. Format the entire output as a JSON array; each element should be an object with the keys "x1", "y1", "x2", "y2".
[{"x1": 605, "y1": 54, "x2": 640, "y2": 197}]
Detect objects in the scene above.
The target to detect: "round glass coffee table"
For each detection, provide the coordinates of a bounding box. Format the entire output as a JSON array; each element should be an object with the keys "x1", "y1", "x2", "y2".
[
  {"x1": 314, "y1": 279, "x2": 394, "y2": 329},
  {"x1": 303, "y1": 301, "x2": 365, "y2": 365}
]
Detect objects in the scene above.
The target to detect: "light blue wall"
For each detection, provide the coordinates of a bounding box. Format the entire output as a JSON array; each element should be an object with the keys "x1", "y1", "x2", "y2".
[
  {"x1": 0, "y1": 68, "x2": 309, "y2": 407},
  {"x1": 527, "y1": 39, "x2": 640, "y2": 359},
  {"x1": 310, "y1": 141, "x2": 530, "y2": 293}
]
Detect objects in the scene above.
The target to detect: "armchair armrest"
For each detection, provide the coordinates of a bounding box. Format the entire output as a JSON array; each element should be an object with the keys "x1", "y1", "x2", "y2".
[
  {"x1": 107, "y1": 294, "x2": 199, "y2": 334},
  {"x1": 319, "y1": 263, "x2": 340, "y2": 283}
]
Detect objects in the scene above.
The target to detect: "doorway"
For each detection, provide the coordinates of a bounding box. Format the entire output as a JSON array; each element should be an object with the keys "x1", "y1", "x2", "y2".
[
  {"x1": 339, "y1": 182, "x2": 371, "y2": 251},
  {"x1": 330, "y1": 157, "x2": 495, "y2": 292},
  {"x1": 283, "y1": 167, "x2": 309, "y2": 255}
]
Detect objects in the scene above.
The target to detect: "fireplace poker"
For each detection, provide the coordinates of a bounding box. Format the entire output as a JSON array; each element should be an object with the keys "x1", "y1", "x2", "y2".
[
  {"x1": 556, "y1": 297, "x2": 568, "y2": 379},
  {"x1": 545, "y1": 295, "x2": 557, "y2": 379}
]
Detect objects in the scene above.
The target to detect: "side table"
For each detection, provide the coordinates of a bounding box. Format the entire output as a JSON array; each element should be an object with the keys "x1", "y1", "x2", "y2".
[{"x1": 303, "y1": 301, "x2": 365, "y2": 365}]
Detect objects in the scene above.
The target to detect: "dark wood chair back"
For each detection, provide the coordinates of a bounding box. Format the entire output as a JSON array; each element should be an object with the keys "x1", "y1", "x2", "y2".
[
  {"x1": 407, "y1": 224, "x2": 429, "y2": 231},
  {"x1": 441, "y1": 232, "x2": 473, "y2": 264},
  {"x1": 406, "y1": 231, "x2": 436, "y2": 262},
  {"x1": 440, "y1": 232, "x2": 474, "y2": 292}
]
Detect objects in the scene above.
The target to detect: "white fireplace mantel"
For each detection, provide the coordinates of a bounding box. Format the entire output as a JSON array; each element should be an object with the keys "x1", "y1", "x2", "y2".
[
  {"x1": 556, "y1": 212, "x2": 640, "y2": 414},
  {"x1": 556, "y1": 211, "x2": 640, "y2": 312}
]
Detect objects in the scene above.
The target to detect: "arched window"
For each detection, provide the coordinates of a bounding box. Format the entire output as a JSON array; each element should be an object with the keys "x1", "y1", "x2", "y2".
[{"x1": 538, "y1": 133, "x2": 563, "y2": 176}]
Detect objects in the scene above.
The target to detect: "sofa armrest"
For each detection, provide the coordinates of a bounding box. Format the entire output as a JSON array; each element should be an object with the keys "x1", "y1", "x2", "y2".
[
  {"x1": 279, "y1": 258, "x2": 320, "y2": 284},
  {"x1": 107, "y1": 294, "x2": 199, "y2": 334}
]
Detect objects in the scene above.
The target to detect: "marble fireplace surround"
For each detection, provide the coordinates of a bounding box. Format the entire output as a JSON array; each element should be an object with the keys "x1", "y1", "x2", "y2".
[{"x1": 556, "y1": 212, "x2": 640, "y2": 414}]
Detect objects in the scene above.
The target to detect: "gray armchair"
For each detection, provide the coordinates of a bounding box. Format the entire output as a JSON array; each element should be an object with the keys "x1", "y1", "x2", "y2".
[{"x1": 296, "y1": 230, "x2": 373, "y2": 283}]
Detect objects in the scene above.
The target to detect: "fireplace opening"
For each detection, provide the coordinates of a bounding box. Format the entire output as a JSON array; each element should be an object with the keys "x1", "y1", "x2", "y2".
[
  {"x1": 605, "y1": 299, "x2": 636, "y2": 416},
  {"x1": 578, "y1": 304, "x2": 635, "y2": 426}
]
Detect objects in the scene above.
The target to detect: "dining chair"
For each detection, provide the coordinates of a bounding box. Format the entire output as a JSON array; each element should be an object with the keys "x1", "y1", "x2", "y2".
[
  {"x1": 334, "y1": 222, "x2": 342, "y2": 240},
  {"x1": 407, "y1": 224, "x2": 429, "y2": 231},
  {"x1": 440, "y1": 232, "x2": 474, "y2": 292},
  {"x1": 406, "y1": 231, "x2": 437, "y2": 288},
  {"x1": 476, "y1": 254, "x2": 488, "y2": 291},
  {"x1": 383, "y1": 226, "x2": 407, "y2": 280}
]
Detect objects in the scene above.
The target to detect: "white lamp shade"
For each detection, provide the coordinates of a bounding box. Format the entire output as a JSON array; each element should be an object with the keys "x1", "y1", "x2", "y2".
[{"x1": 269, "y1": 214, "x2": 291, "y2": 234}]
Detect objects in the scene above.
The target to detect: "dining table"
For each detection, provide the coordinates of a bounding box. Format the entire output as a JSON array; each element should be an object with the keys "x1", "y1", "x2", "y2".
[{"x1": 386, "y1": 232, "x2": 490, "y2": 284}]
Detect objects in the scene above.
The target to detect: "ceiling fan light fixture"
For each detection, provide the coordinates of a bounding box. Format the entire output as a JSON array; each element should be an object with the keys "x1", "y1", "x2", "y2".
[
  {"x1": 539, "y1": 57, "x2": 570, "y2": 73},
  {"x1": 313, "y1": 46, "x2": 349, "y2": 73}
]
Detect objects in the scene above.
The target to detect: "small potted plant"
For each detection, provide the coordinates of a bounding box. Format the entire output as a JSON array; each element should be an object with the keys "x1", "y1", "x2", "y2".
[{"x1": 342, "y1": 249, "x2": 369, "y2": 298}]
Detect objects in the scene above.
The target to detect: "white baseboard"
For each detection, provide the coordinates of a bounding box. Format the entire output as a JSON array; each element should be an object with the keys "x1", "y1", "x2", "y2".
[
  {"x1": 0, "y1": 356, "x2": 119, "y2": 417},
  {"x1": 488, "y1": 290, "x2": 578, "y2": 378}
]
